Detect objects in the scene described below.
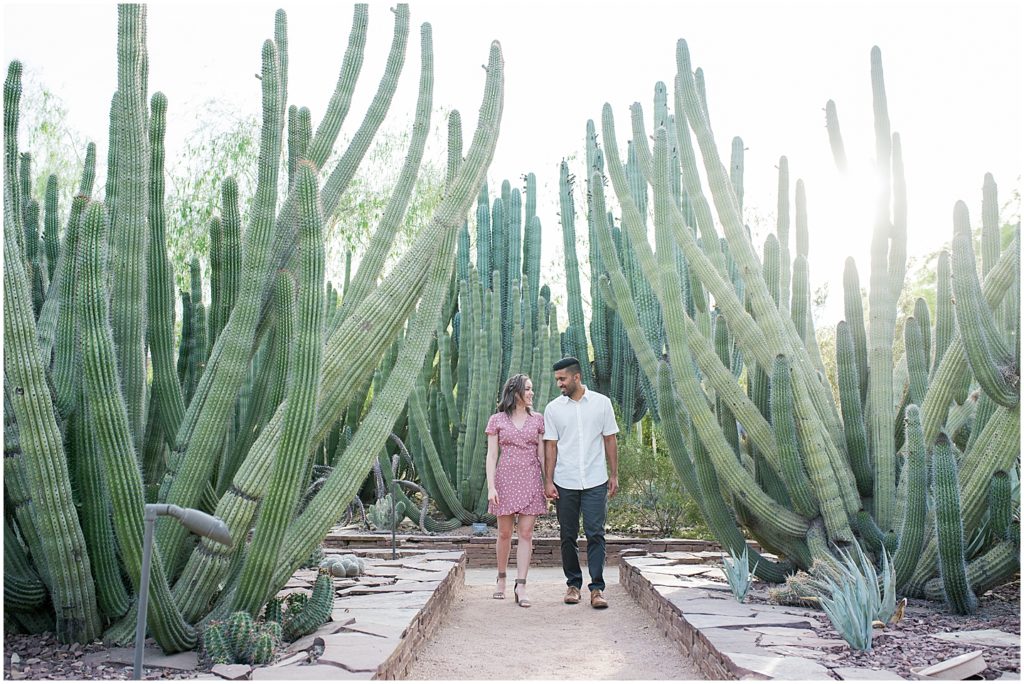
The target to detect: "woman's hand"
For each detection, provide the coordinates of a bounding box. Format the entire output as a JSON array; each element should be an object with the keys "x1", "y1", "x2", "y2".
[{"x1": 488, "y1": 487, "x2": 499, "y2": 507}]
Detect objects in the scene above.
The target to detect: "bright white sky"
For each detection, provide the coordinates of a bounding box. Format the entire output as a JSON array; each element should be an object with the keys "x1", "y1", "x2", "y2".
[{"x1": 3, "y1": 1, "x2": 1022, "y2": 324}]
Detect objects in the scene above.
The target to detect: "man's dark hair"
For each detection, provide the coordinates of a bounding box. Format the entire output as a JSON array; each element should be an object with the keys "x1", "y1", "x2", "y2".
[{"x1": 552, "y1": 357, "x2": 582, "y2": 377}]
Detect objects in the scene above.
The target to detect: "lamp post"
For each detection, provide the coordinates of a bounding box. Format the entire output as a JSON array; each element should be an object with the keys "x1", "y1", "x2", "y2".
[{"x1": 133, "y1": 504, "x2": 232, "y2": 680}]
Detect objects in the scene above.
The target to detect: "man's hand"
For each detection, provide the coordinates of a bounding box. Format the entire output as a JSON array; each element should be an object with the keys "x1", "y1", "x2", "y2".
[
  {"x1": 488, "y1": 487, "x2": 499, "y2": 507},
  {"x1": 545, "y1": 482, "x2": 559, "y2": 500},
  {"x1": 607, "y1": 476, "x2": 619, "y2": 499}
]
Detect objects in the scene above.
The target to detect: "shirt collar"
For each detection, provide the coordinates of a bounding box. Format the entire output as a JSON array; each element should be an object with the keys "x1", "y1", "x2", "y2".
[{"x1": 561, "y1": 385, "x2": 590, "y2": 403}]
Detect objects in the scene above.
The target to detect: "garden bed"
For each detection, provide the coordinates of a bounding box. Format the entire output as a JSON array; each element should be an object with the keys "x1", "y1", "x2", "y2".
[{"x1": 621, "y1": 551, "x2": 1021, "y2": 680}]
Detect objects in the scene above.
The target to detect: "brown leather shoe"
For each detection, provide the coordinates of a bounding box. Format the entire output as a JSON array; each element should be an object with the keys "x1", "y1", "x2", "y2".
[
  {"x1": 564, "y1": 586, "x2": 581, "y2": 604},
  {"x1": 590, "y1": 589, "x2": 609, "y2": 609}
]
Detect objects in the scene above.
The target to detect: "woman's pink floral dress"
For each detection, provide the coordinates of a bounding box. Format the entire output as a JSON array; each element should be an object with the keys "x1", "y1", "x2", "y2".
[{"x1": 486, "y1": 411, "x2": 547, "y2": 516}]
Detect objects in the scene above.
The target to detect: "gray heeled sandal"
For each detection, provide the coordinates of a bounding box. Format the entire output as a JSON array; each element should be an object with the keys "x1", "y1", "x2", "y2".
[
  {"x1": 493, "y1": 572, "x2": 506, "y2": 600},
  {"x1": 513, "y1": 578, "x2": 531, "y2": 607}
]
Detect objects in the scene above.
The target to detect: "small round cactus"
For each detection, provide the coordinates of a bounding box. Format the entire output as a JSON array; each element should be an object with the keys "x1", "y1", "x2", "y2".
[{"x1": 202, "y1": 622, "x2": 232, "y2": 665}]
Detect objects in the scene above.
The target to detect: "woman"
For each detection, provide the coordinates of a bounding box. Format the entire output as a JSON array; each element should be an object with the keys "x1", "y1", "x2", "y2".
[{"x1": 485, "y1": 374, "x2": 547, "y2": 607}]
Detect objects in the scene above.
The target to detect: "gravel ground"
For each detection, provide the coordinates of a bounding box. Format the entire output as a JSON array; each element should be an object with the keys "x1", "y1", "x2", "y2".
[
  {"x1": 751, "y1": 577, "x2": 1021, "y2": 680},
  {"x1": 3, "y1": 633, "x2": 199, "y2": 680}
]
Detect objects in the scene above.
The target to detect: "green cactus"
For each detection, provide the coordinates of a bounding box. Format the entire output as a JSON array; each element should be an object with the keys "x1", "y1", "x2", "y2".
[
  {"x1": 109, "y1": 5, "x2": 150, "y2": 455},
  {"x1": 262, "y1": 597, "x2": 284, "y2": 624},
  {"x1": 156, "y1": 35, "x2": 283, "y2": 573},
  {"x1": 558, "y1": 161, "x2": 593, "y2": 387},
  {"x1": 4, "y1": 61, "x2": 103, "y2": 645},
  {"x1": 951, "y1": 221, "x2": 1019, "y2": 409},
  {"x1": 283, "y1": 570, "x2": 334, "y2": 642},
  {"x1": 367, "y1": 493, "x2": 407, "y2": 531},
  {"x1": 3, "y1": 4, "x2": 507, "y2": 652},
  {"x1": 226, "y1": 611, "x2": 257, "y2": 659},
  {"x1": 233, "y1": 161, "x2": 324, "y2": 616},
  {"x1": 892, "y1": 405, "x2": 928, "y2": 590},
  {"x1": 260, "y1": 618, "x2": 283, "y2": 645},
  {"x1": 202, "y1": 622, "x2": 232, "y2": 665},
  {"x1": 824, "y1": 99, "x2": 847, "y2": 171},
  {"x1": 932, "y1": 434, "x2": 978, "y2": 614},
  {"x1": 79, "y1": 200, "x2": 196, "y2": 651},
  {"x1": 146, "y1": 91, "x2": 186, "y2": 444},
  {"x1": 248, "y1": 631, "x2": 277, "y2": 665},
  {"x1": 561, "y1": 36, "x2": 1020, "y2": 614},
  {"x1": 985, "y1": 470, "x2": 1012, "y2": 544}
]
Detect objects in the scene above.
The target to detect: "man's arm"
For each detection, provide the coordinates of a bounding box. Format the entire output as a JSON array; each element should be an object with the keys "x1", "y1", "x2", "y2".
[
  {"x1": 604, "y1": 434, "x2": 618, "y2": 498},
  {"x1": 544, "y1": 440, "x2": 559, "y2": 499}
]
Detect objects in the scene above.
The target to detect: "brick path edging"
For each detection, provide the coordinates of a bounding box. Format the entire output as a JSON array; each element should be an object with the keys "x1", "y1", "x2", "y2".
[
  {"x1": 618, "y1": 552, "x2": 742, "y2": 680},
  {"x1": 372, "y1": 552, "x2": 466, "y2": 680},
  {"x1": 324, "y1": 530, "x2": 751, "y2": 568}
]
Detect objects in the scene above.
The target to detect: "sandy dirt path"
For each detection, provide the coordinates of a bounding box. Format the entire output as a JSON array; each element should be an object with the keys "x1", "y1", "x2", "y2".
[{"x1": 405, "y1": 567, "x2": 701, "y2": 680}]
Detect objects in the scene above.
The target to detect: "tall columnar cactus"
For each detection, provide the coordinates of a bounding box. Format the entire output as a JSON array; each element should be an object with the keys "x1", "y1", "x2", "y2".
[
  {"x1": 232, "y1": 161, "x2": 324, "y2": 616},
  {"x1": 4, "y1": 3, "x2": 505, "y2": 651},
  {"x1": 402, "y1": 163, "x2": 557, "y2": 527},
  {"x1": 932, "y1": 435, "x2": 978, "y2": 614},
  {"x1": 4, "y1": 60, "x2": 104, "y2": 645},
  {"x1": 571, "y1": 38, "x2": 1020, "y2": 604},
  {"x1": 110, "y1": 5, "x2": 151, "y2": 454},
  {"x1": 558, "y1": 160, "x2": 594, "y2": 387}
]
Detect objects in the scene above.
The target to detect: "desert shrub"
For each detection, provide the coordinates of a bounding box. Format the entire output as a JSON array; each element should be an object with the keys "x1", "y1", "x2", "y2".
[{"x1": 608, "y1": 422, "x2": 710, "y2": 538}]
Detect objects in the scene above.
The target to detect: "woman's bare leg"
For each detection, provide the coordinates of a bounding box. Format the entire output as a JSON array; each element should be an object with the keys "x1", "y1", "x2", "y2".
[
  {"x1": 514, "y1": 514, "x2": 537, "y2": 603},
  {"x1": 495, "y1": 514, "x2": 515, "y2": 596}
]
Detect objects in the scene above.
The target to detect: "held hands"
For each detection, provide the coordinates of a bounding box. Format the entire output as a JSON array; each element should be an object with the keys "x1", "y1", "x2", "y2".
[
  {"x1": 544, "y1": 482, "x2": 559, "y2": 500},
  {"x1": 488, "y1": 487, "x2": 499, "y2": 507}
]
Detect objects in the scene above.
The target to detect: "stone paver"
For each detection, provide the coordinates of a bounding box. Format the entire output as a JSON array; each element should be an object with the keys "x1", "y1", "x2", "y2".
[
  {"x1": 252, "y1": 664, "x2": 372, "y2": 680},
  {"x1": 104, "y1": 647, "x2": 199, "y2": 670},
  {"x1": 930, "y1": 629, "x2": 1020, "y2": 648},
  {"x1": 332, "y1": 591, "x2": 430, "y2": 609},
  {"x1": 337, "y1": 580, "x2": 442, "y2": 595},
  {"x1": 317, "y1": 632, "x2": 401, "y2": 672},
  {"x1": 337, "y1": 620, "x2": 410, "y2": 640},
  {"x1": 639, "y1": 573, "x2": 715, "y2": 589},
  {"x1": 727, "y1": 652, "x2": 834, "y2": 680},
  {"x1": 699, "y1": 628, "x2": 764, "y2": 655},
  {"x1": 252, "y1": 550, "x2": 462, "y2": 679},
  {"x1": 675, "y1": 609, "x2": 822, "y2": 631},
  {"x1": 834, "y1": 666, "x2": 906, "y2": 680},
  {"x1": 210, "y1": 663, "x2": 252, "y2": 680}
]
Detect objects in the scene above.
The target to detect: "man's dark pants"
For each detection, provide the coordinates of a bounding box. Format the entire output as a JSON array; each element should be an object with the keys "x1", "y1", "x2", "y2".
[{"x1": 555, "y1": 482, "x2": 607, "y2": 592}]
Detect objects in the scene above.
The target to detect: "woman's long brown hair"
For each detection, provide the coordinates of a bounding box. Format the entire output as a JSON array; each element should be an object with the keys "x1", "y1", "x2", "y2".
[{"x1": 496, "y1": 374, "x2": 532, "y2": 416}]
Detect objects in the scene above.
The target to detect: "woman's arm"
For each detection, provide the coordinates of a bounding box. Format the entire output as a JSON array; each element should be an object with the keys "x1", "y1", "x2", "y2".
[{"x1": 486, "y1": 432, "x2": 499, "y2": 505}]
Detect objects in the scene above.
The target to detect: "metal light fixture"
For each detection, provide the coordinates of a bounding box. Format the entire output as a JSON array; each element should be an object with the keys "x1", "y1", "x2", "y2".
[{"x1": 133, "y1": 504, "x2": 232, "y2": 680}]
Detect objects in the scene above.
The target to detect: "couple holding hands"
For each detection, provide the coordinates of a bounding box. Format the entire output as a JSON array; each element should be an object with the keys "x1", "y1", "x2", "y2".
[{"x1": 484, "y1": 357, "x2": 619, "y2": 609}]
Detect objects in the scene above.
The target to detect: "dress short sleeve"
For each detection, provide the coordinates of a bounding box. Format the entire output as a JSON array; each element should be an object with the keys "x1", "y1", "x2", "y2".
[
  {"x1": 543, "y1": 405, "x2": 558, "y2": 441},
  {"x1": 485, "y1": 412, "x2": 501, "y2": 435},
  {"x1": 535, "y1": 412, "x2": 545, "y2": 434}
]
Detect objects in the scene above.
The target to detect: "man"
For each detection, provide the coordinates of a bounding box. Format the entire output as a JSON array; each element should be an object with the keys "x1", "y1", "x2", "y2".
[{"x1": 543, "y1": 357, "x2": 619, "y2": 609}]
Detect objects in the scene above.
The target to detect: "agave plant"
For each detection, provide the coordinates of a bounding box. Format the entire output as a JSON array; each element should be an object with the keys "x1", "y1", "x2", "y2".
[
  {"x1": 815, "y1": 543, "x2": 897, "y2": 651},
  {"x1": 722, "y1": 546, "x2": 758, "y2": 603}
]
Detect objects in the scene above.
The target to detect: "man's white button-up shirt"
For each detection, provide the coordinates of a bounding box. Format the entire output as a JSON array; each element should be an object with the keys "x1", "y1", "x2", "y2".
[{"x1": 543, "y1": 386, "x2": 619, "y2": 490}]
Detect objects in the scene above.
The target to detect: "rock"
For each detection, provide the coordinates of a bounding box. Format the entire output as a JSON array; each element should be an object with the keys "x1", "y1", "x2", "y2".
[
  {"x1": 211, "y1": 663, "x2": 253, "y2": 680},
  {"x1": 930, "y1": 629, "x2": 1020, "y2": 649},
  {"x1": 833, "y1": 666, "x2": 906, "y2": 679}
]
